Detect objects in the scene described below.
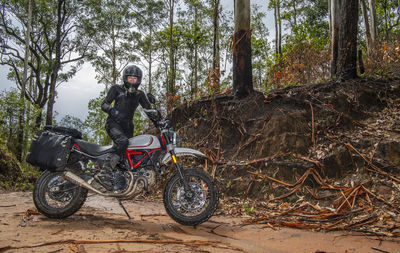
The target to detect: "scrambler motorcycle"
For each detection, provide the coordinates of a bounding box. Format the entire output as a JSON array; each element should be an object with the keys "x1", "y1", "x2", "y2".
[{"x1": 30, "y1": 95, "x2": 218, "y2": 226}]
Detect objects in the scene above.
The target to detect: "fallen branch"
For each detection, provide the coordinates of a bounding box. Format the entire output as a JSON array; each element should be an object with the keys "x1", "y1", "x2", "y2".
[{"x1": 345, "y1": 143, "x2": 400, "y2": 183}]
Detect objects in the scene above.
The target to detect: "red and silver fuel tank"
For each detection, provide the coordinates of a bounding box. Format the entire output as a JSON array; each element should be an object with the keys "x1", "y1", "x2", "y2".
[{"x1": 127, "y1": 135, "x2": 161, "y2": 150}]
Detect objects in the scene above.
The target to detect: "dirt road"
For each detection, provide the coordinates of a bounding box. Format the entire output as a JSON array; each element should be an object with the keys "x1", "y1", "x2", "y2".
[{"x1": 0, "y1": 192, "x2": 399, "y2": 253}]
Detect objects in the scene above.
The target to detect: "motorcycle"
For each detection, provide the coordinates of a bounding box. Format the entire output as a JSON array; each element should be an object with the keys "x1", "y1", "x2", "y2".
[{"x1": 30, "y1": 94, "x2": 218, "y2": 226}]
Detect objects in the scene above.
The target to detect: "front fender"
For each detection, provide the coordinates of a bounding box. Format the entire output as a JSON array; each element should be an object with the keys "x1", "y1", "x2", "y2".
[{"x1": 161, "y1": 148, "x2": 207, "y2": 165}]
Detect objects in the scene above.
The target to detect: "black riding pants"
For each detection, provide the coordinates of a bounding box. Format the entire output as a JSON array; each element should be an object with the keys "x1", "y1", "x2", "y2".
[{"x1": 105, "y1": 118, "x2": 134, "y2": 155}]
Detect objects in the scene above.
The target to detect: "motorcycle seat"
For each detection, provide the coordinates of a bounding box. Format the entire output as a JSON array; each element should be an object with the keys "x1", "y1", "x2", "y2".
[{"x1": 73, "y1": 139, "x2": 114, "y2": 156}]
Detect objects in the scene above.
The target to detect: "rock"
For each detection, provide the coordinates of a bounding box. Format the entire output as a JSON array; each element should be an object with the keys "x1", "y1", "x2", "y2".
[
  {"x1": 323, "y1": 146, "x2": 354, "y2": 178},
  {"x1": 376, "y1": 140, "x2": 400, "y2": 167}
]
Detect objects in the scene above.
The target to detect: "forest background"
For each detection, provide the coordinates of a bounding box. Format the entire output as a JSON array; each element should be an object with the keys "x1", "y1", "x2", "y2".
[{"x1": 0, "y1": 0, "x2": 399, "y2": 189}]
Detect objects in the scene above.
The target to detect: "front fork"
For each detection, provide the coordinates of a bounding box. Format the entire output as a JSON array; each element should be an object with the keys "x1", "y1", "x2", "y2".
[{"x1": 169, "y1": 149, "x2": 191, "y2": 193}]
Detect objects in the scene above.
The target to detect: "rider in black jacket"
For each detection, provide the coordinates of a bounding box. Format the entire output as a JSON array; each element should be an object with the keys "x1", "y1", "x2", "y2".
[{"x1": 101, "y1": 65, "x2": 153, "y2": 172}]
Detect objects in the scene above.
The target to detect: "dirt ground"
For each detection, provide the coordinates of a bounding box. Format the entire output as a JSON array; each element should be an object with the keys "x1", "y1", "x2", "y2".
[{"x1": 0, "y1": 192, "x2": 399, "y2": 253}]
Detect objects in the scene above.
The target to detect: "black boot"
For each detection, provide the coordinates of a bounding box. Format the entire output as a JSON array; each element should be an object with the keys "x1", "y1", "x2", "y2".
[{"x1": 103, "y1": 153, "x2": 120, "y2": 170}]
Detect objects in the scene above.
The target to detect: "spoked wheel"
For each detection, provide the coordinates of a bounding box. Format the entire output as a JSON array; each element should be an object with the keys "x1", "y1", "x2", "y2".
[
  {"x1": 33, "y1": 170, "x2": 88, "y2": 219},
  {"x1": 163, "y1": 168, "x2": 219, "y2": 226}
]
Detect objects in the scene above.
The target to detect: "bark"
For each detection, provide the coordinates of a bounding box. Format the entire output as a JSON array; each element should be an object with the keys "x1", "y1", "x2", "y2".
[
  {"x1": 330, "y1": 0, "x2": 341, "y2": 78},
  {"x1": 336, "y1": 0, "x2": 359, "y2": 79},
  {"x1": 368, "y1": 0, "x2": 377, "y2": 44},
  {"x1": 148, "y1": 27, "x2": 153, "y2": 94},
  {"x1": 212, "y1": 0, "x2": 220, "y2": 92},
  {"x1": 46, "y1": 0, "x2": 65, "y2": 125},
  {"x1": 17, "y1": 0, "x2": 33, "y2": 161},
  {"x1": 277, "y1": 0, "x2": 282, "y2": 56},
  {"x1": 360, "y1": 0, "x2": 372, "y2": 55},
  {"x1": 233, "y1": 0, "x2": 253, "y2": 98},
  {"x1": 167, "y1": 0, "x2": 175, "y2": 113},
  {"x1": 358, "y1": 49, "x2": 365, "y2": 74},
  {"x1": 194, "y1": 3, "x2": 199, "y2": 98}
]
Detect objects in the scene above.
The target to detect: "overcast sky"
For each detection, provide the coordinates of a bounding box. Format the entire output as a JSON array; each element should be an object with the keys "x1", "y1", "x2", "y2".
[{"x1": 0, "y1": 0, "x2": 274, "y2": 121}]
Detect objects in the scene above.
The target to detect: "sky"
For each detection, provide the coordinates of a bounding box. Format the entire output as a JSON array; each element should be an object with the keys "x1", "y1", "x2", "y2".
[{"x1": 0, "y1": 0, "x2": 274, "y2": 121}]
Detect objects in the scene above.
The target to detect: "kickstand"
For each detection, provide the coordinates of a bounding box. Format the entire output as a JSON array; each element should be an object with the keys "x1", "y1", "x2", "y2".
[{"x1": 118, "y1": 200, "x2": 132, "y2": 219}]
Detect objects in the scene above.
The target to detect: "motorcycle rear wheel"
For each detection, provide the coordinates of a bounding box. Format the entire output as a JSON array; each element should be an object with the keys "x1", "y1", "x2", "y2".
[
  {"x1": 163, "y1": 168, "x2": 219, "y2": 226},
  {"x1": 33, "y1": 170, "x2": 88, "y2": 219}
]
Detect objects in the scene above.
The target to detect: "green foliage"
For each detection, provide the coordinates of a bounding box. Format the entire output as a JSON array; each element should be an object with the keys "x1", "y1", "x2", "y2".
[
  {"x1": 83, "y1": 90, "x2": 110, "y2": 145},
  {"x1": 251, "y1": 4, "x2": 271, "y2": 90},
  {"x1": 0, "y1": 89, "x2": 22, "y2": 154},
  {"x1": 82, "y1": 0, "x2": 140, "y2": 87}
]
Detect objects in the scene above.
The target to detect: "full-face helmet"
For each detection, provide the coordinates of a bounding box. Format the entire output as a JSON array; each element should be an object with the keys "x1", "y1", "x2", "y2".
[{"x1": 122, "y1": 65, "x2": 142, "y2": 93}]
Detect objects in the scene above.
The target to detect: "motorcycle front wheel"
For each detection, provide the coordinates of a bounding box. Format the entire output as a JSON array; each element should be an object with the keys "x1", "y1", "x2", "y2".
[
  {"x1": 33, "y1": 170, "x2": 88, "y2": 219},
  {"x1": 163, "y1": 168, "x2": 219, "y2": 226}
]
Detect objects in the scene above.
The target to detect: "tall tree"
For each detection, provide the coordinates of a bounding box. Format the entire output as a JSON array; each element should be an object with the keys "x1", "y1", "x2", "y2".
[
  {"x1": 271, "y1": 0, "x2": 282, "y2": 56},
  {"x1": 233, "y1": 0, "x2": 253, "y2": 98},
  {"x1": 330, "y1": 0, "x2": 341, "y2": 78},
  {"x1": 335, "y1": 0, "x2": 359, "y2": 79},
  {"x1": 166, "y1": 0, "x2": 177, "y2": 112},
  {"x1": 135, "y1": 0, "x2": 167, "y2": 95},
  {"x1": 83, "y1": 0, "x2": 139, "y2": 89},
  {"x1": 1, "y1": 0, "x2": 87, "y2": 127},
  {"x1": 369, "y1": 0, "x2": 377, "y2": 44},
  {"x1": 211, "y1": 0, "x2": 221, "y2": 92},
  {"x1": 16, "y1": 0, "x2": 33, "y2": 161},
  {"x1": 360, "y1": 0, "x2": 373, "y2": 54},
  {"x1": 251, "y1": 4, "x2": 270, "y2": 89}
]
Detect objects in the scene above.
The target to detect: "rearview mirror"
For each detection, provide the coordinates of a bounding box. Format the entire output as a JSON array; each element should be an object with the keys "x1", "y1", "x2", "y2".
[{"x1": 147, "y1": 93, "x2": 156, "y2": 104}]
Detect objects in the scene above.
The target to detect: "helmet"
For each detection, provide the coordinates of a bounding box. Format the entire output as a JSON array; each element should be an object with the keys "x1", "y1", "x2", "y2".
[{"x1": 122, "y1": 65, "x2": 142, "y2": 93}]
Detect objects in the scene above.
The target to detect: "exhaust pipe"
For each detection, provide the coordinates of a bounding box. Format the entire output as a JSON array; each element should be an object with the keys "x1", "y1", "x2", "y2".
[{"x1": 63, "y1": 171, "x2": 142, "y2": 198}]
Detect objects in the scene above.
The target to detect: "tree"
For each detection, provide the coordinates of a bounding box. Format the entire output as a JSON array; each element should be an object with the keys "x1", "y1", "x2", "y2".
[
  {"x1": 270, "y1": 0, "x2": 282, "y2": 56},
  {"x1": 233, "y1": 0, "x2": 253, "y2": 98},
  {"x1": 135, "y1": 0, "x2": 167, "y2": 95},
  {"x1": 211, "y1": 0, "x2": 221, "y2": 92},
  {"x1": 329, "y1": 0, "x2": 341, "y2": 78},
  {"x1": 1, "y1": 0, "x2": 87, "y2": 160},
  {"x1": 83, "y1": 0, "x2": 139, "y2": 89},
  {"x1": 251, "y1": 4, "x2": 270, "y2": 89},
  {"x1": 332, "y1": 0, "x2": 359, "y2": 79}
]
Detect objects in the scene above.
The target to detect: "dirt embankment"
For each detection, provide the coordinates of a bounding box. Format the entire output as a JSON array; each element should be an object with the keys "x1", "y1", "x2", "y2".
[{"x1": 172, "y1": 78, "x2": 400, "y2": 198}]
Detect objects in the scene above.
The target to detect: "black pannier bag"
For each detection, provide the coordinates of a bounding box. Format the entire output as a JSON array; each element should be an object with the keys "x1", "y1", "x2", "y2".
[
  {"x1": 26, "y1": 130, "x2": 73, "y2": 170},
  {"x1": 43, "y1": 125, "x2": 82, "y2": 139}
]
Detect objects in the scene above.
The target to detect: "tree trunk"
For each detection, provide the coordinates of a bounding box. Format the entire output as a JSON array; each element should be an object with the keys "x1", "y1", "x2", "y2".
[
  {"x1": 277, "y1": 0, "x2": 282, "y2": 56},
  {"x1": 330, "y1": 0, "x2": 341, "y2": 78},
  {"x1": 358, "y1": 49, "x2": 365, "y2": 74},
  {"x1": 17, "y1": 0, "x2": 33, "y2": 161},
  {"x1": 336, "y1": 0, "x2": 359, "y2": 79},
  {"x1": 233, "y1": 0, "x2": 253, "y2": 98},
  {"x1": 360, "y1": 0, "x2": 372, "y2": 55},
  {"x1": 212, "y1": 0, "x2": 220, "y2": 92},
  {"x1": 148, "y1": 27, "x2": 153, "y2": 94},
  {"x1": 368, "y1": 0, "x2": 377, "y2": 44},
  {"x1": 167, "y1": 0, "x2": 175, "y2": 113},
  {"x1": 46, "y1": 0, "x2": 65, "y2": 125}
]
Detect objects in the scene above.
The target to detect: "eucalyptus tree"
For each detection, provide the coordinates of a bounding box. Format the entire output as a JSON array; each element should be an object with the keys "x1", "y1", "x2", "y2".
[
  {"x1": 331, "y1": 0, "x2": 359, "y2": 79},
  {"x1": 82, "y1": 0, "x2": 139, "y2": 89},
  {"x1": 233, "y1": 0, "x2": 253, "y2": 98},
  {"x1": 1, "y1": 0, "x2": 88, "y2": 159},
  {"x1": 251, "y1": 4, "x2": 270, "y2": 90},
  {"x1": 211, "y1": 0, "x2": 221, "y2": 91},
  {"x1": 177, "y1": 0, "x2": 211, "y2": 98},
  {"x1": 135, "y1": 0, "x2": 167, "y2": 95},
  {"x1": 269, "y1": 0, "x2": 282, "y2": 56}
]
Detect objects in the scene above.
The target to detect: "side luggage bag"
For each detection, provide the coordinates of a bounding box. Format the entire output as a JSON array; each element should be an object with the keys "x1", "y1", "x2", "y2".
[{"x1": 26, "y1": 130, "x2": 73, "y2": 171}]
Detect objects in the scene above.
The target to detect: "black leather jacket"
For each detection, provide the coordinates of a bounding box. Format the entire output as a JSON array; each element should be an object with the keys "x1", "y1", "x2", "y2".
[{"x1": 101, "y1": 85, "x2": 151, "y2": 123}]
